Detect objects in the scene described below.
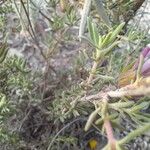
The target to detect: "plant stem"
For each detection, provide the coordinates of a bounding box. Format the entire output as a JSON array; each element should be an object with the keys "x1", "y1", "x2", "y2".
[
  {"x1": 47, "y1": 117, "x2": 87, "y2": 150},
  {"x1": 108, "y1": 84, "x2": 150, "y2": 97},
  {"x1": 104, "y1": 118, "x2": 116, "y2": 150},
  {"x1": 86, "y1": 41, "x2": 120, "y2": 87},
  {"x1": 87, "y1": 61, "x2": 99, "y2": 85},
  {"x1": 79, "y1": 0, "x2": 92, "y2": 38},
  {"x1": 102, "y1": 99, "x2": 116, "y2": 150},
  {"x1": 135, "y1": 54, "x2": 144, "y2": 83}
]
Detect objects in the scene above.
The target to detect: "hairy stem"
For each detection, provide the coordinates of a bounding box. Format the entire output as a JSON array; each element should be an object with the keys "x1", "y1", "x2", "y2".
[
  {"x1": 87, "y1": 61, "x2": 98, "y2": 85},
  {"x1": 79, "y1": 0, "x2": 92, "y2": 38},
  {"x1": 135, "y1": 54, "x2": 144, "y2": 82},
  {"x1": 104, "y1": 117, "x2": 116, "y2": 150}
]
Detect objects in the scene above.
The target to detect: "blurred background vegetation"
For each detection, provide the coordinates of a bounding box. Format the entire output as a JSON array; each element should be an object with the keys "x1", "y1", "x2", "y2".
[{"x1": 0, "y1": 0, "x2": 150, "y2": 150}]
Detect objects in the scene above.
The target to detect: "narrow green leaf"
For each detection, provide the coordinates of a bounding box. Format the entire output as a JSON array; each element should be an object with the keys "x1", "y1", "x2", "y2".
[
  {"x1": 98, "y1": 35, "x2": 102, "y2": 47},
  {"x1": 0, "y1": 43, "x2": 7, "y2": 56},
  {"x1": 107, "y1": 22, "x2": 125, "y2": 44},
  {"x1": 101, "y1": 31, "x2": 112, "y2": 48},
  {"x1": 0, "y1": 47, "x2": 8, "y2": 63},
  {"x1": 118, "y1": 124, "x2": 150, "y2": 145},
  {"x1": 84, "y1": 107, "x2": 101, "y2": 131},
  {"x1": 109, "y1": 101, "x2": 134, "y2": 109},
  {"x1": 130, "y1": 102, "x2": 149, "y2": 113},
  {"x1": 87, "y1": 17, "x2": 99, "y2": 46},
  {"x1": 134, "y1": 113, "x2": 150, "y2": 122}
]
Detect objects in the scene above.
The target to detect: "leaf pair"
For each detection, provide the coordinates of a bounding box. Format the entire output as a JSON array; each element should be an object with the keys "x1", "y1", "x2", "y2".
[
  {"x1": 87, "y1": 19, "x2": 125, "y2": 49},
  {"x1": 87, "y1": 18, "x2": 125, "y2": 61}
]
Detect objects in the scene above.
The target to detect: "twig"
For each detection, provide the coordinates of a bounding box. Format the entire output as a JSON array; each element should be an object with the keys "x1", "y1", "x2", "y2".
[
  {"x1": 81, "y1": 80, "x2": 150, "y2": 102},
  {"x1": 87, "y1": 61, "x2": 99, "y2": 85},
  {"x1": 47, "y1": 117, "x2": 87, "y2": 150},
  {"x1": 30, "y1": 0, "x2": 53, "y2": 24},
  {"x1": 19, "y1": 0, "x2": 37, "y2": 41},
  {"x1": 12, "y1": 0, "x2": 34, "y2": 40},
  {"x1": 103, "y1": 118, "x2": 116, "y2": 150},
  {"x1": 135, "y1": 54, "x2": 144, "y2": 82},
  {"x1": 79, "y1": 0, "x2": 92, "y2": 38},
  {"x1": 81, "y1": 92, "x2": 106, "y2": 101},
  {"x1": 102, "y1": 99, "x2": 116, "y2": 149}
]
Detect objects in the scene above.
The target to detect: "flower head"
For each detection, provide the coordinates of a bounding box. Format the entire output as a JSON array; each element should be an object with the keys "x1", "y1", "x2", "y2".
[{"x1": 118, "y1": 46, "x2": 150, "y2": 87}]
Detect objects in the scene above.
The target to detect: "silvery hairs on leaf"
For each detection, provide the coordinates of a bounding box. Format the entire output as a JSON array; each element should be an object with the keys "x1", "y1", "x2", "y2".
[{"x1": 94, "y1": 0, "x2": 111, "y2": 28}]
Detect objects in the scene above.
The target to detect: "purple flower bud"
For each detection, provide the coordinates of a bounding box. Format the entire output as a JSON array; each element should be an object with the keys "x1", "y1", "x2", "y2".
[
  {"x1": 141, "y1": 46, "x2": 150, "y2": 58},
  {"x1": 134, "y1": 46, "x2": 150, "y2": 77},
  {"x1": 142, "y1": 59, "x2": 150, "y2": 76}
]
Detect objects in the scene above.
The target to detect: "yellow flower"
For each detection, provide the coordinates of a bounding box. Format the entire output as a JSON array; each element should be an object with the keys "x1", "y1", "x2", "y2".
[{"x1": 88, "y1": 139, "x2": 97, "y2": 150}]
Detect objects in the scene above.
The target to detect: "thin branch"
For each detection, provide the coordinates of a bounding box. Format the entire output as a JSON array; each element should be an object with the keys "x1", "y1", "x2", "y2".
[
  {"x1": 19, "y1": 0, "x2": 37, "y2": 41},
  {"x1": 79, "y1": 0, "x2": 92, "y2": 38},
  {"x1": 103, "y1": 118, "x2": 116, "y2": 150},
  {"x1": 47, "y1": 117, "x2": 87, "y2": 150},
  {"x1": 30, "y1": 0, "x2": 53, "y2": 24},
  {"x1": 13, "y1": 0, "x2": 34, "y2": 40},
  {"x1": 81, "y1": 78, "x2": 150, "y2": 102}
]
